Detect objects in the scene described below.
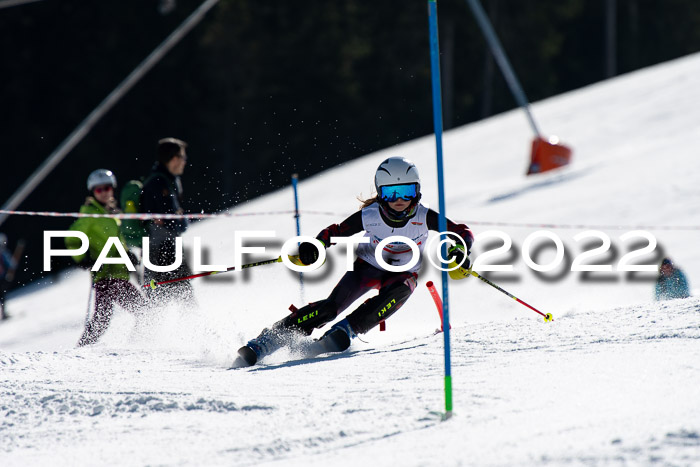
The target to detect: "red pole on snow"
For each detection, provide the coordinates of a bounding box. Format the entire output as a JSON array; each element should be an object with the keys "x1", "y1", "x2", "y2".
[{"x1": 426, "y1": 281, "x2": 451, "y2": 332}]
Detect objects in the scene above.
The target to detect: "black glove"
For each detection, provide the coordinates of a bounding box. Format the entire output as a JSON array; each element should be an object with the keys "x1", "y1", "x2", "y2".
[
  {"x1": 448, "y1": 244, "x2": 471, "y2": 270},
  {"x1": 298, "y1": 241, "x2": 321, "y2": 265}
]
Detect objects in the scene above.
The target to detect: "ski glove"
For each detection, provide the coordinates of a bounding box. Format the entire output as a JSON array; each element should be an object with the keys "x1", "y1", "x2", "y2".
[
  {"x1": 298, "y1": 241, "x2": 324, "y2": 265},
  {"x1": 448, "y1": 244, "x2": 470, "y2": 271}
]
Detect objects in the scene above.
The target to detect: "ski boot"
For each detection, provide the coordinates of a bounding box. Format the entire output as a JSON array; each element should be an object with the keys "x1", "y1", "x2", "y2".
[
  {"x1": 307, "y1": 318, "x2": 356, "y2": 356},
  {"x1": 232, "y1": 327, "x2": 288, "y2": 368}
]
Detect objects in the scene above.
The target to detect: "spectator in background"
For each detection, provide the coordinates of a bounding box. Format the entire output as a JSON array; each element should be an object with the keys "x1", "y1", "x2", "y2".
[
  {"x1": 66, "y1": 169, "x2": 147, "y2": 346},
  {"x1": 141, "y1": 137, "x2": 195, "y2": 304},
  {"x1": 655, "y1": 257, "x2": 691, "y2": 301},
  {"x1": 0, "y1": 233, "x2": 18, "y2": 321}
]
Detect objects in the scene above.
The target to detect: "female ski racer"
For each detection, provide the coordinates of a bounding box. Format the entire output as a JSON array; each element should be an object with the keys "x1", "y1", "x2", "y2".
[{"x1": 234, "y1": 157, "x2": 474, "y2": 367}]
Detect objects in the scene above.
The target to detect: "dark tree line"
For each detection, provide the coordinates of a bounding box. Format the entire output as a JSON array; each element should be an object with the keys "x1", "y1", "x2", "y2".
[{"x1": 1, "y1": 0, "x2": 699, "y2": 289}]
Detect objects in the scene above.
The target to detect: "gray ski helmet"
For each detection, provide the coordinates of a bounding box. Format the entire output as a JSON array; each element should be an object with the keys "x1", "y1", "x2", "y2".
[
  {"x1": 374, "y1": 157, "x2": 421, "y2": 194},
  {"x1": 87, "y1": 169, "x2": 117, "y2": 191}
]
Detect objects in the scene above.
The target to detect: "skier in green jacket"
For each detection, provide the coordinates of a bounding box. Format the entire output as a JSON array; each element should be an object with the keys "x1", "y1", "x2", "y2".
[{"x1": 66, "y1": 169, "x2": 147, "y2": 346}]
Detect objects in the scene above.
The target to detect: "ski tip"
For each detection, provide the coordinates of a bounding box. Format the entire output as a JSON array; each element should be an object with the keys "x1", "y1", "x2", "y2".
[
  {"x1": 229, "y1": 345, "x2": 258, "y2": 369},
  {"x1": 229, "y1": 356, "x2": 250, "y2": 369},
  {"x1": 544, "y1": 313, "x2": 554, "y2": 322},
  {"x1": 149, "y1": 279, "x2": 156, "y2": 290}
]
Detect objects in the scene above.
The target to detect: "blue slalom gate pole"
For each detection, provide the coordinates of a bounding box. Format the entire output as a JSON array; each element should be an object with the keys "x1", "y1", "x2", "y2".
[
  {"x1": 291, "y1": 174, "x2": 305, "y2": 303},
  {"x1": 291, "y1": 174, "x2": 302, "y2": 237},
  {"x1": 428, "y1": 0, "x2": 453, "y2": 419}
]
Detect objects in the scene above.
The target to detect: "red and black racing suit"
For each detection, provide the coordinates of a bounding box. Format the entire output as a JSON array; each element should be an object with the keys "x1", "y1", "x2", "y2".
[{"x1": 277, "y1": 206, "x2": 473, "y2": 335}]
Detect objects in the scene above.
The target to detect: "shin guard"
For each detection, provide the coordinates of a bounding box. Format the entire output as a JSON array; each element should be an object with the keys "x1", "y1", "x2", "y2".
[
  {"x1": 346, "y1": 281, "x2": 413, "y2": 335},
  {"x1": 277, "y1": 299, "x2": 338, "y2": 335}
]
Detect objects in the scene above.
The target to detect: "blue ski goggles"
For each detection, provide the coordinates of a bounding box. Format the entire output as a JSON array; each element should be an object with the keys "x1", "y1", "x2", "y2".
[{"x1": 379, "y1": 183, "x2": 418, "y2": 203}]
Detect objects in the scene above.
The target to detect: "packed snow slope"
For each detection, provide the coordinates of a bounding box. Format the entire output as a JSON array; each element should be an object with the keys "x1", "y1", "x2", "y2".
[{"x1": 2, "y1": 53, "x2": 700, "y2": 466}]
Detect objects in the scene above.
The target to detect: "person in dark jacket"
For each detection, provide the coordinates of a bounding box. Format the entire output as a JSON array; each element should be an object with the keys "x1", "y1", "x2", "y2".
[
  {"x1": 141, "y1": 137, "x2": 195, "y2": 304},
  {"x1": 655, "y1": 257, "x2": 691, "y2": 301}
]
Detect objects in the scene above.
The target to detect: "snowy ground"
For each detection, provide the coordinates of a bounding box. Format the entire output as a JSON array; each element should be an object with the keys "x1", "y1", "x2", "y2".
[
  {"x1": 3, "y1": 298, "x2": 699, "y2": 466},
  {"x1": 2, "y1": 53, "x2": 700, "y2": 465}
]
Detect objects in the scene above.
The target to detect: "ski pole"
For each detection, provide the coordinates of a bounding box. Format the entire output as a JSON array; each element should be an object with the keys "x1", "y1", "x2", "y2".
[
  {"x1": 468, "y1": 270, "x2": 553, "y2": 322},
  {"x1": 85, "y1": 284, "x2": 94, "y2": 326},
  {"x1": 144, "y1": 255, "x2": 303, "y2": 289},
  {"x1": 4, "y1": 238, "x2": 25, "y2": 283}
]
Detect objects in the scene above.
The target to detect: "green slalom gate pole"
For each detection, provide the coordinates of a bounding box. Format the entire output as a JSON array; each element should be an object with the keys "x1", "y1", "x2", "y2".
[{"x1": 427, "y1": 0, "x2": 453, "y2": 419}]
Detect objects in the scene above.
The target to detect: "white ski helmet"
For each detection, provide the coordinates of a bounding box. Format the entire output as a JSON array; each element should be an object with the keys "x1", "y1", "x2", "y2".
[
  {"x1": 374, "y1": 157, "x2": 421, "y2": 220},
  {"x1": 87, "y1": 169, "x2": 117, "y2": 191},
  {"x1": 375, "y1": 156, "x2": 421, "y2": 196}
]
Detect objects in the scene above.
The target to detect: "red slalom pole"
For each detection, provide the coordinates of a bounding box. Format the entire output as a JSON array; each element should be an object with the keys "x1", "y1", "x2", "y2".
[
  {"x1": 468, "y1": 270, "x2": 553, "y2": 322},
  {"x1": 426, "y1": 281, "x2": 451, "y2": 331}
]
